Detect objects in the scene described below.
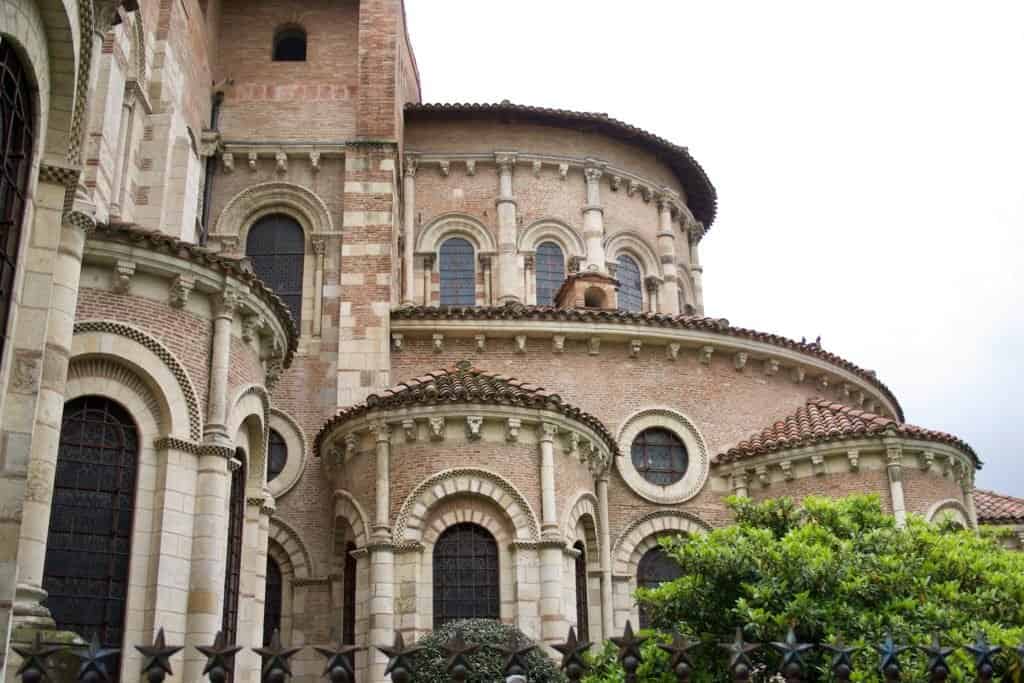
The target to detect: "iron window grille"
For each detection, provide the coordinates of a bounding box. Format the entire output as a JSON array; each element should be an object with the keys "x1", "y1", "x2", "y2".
[
  {"x1": 246, "y1": 214, "x2": 305, "y2": 326},
  {"x1": 222, "y1": 450, "x2": 246, "y2": 650},
  {"x1": 637, "y1": 545, "x2": 683, "y2": 629},
  {"x1": 432, "y1": 522, "x2": 500, "y2": 626},
  {"x1": 342, "y1": 542, "x2": 357, "y2": 664},
  {"x1": 573, "y1": 541, "x2": 589, "y2": 642}
]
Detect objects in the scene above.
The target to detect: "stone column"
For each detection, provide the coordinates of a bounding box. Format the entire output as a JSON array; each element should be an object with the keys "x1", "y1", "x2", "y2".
[
  {"x1": 656, "y1": 194, "x2": 680, "y2": 315},
  {"x1": 205, "y1": 289, "x2": 238, "y2": 445},
  {"x1": 371, "y1": 422, "x2": 391, "y2": 537},
  {"x1": 595, "y1": 474, "x2": 614, "y2": 640},
  {"x1": 962, "y1": 474, "x2": 979, "y2": 529},
  {"x1": 312, "y1": 239, "x2": 325, "y2": 337},
  {"x1": 885, "y1": 442, "x2": 907, "y2": 527},
  {"x1": 688, "y1": 224, "x2": 705, "y2": 316},
  {"x1": 109, "y1": 93, "x2": 136, "y2": 218},
  {"x1": 495, "y1": 153, "x2": 521, "y2": 304},
  {"x1": 367, "y1": 543, "x2": 394, "y2": 683},
  {"x1": 644, "y1": 277, "x2": 660, "y2": 315},
  {"x1": 538, "y1": 423, "x2": 558, "y2": 537},
  {"x1": 402, "y1": 157, "x2": 417, "y2": 305},
  {"x1": 523, "y1": 254, "x2": 536, "y2": 305},
  {"x1": 731, "y1": 471, "x2": 750, "y2": 498},
  {"x1": 539, "y1": 542, "x2": 565, "y2": 646},
  {"x1": 421, "y1": 254, "x2": 434, "y2": 306},
  {"x1": 582, "y1": 162, "x2": 607, "y2": 272},
  {"x1": 479, "y1": 255, "x2": 493, "y2": 305}
]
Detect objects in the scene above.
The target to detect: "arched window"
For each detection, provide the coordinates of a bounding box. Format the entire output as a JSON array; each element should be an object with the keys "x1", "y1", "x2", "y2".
[
  {"x1": 438, "y1": 237, "x2": 476, "y2": 306},
  {"x1": 433, "y1": 522, "x2": 499, "y2": 626},
  {"x1": 0, "y1": 43, "x2": 34, "y2": 366},
  {"x1": 535, "y1": 241, "x2": 565, "y2": 305},
  {"x1": 631, "y1": 428, "x2": 688, "y2": 486},
  {"x1": 637, "y1": 545, "x2": 682, "y2": 628},
  {"x1": 267, "y1": 429, "x2": 287, "y2": 482},
  {"x1": 273, "y1": 26, "x2": 307, "y2": 61},
  {"x1": 44, "y1": 396, "x2": 138, "y2": 672},
  {"x1": 263, "y1": 557, "x2": 283, "y2": 645},
  {"x1": 573, "y1": 541, "x2": 589, "y2": 641},
  {"x1": 246, "y1": 214, "x2": 305, "y2": 326},
  {"x1": 342, "y1": 542, "x2": 357, "y2": 658},
  {"x1": 616, "y1": 254, "x2": 642, "y2": 312},
  {"x1": 222, "y1": 449, "x2": 246, "y2": 645}
]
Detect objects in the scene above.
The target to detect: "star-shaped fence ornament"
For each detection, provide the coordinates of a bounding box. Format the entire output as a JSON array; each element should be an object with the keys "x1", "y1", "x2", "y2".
[
  {"x1": 73, "y1": 633, "x2": 120, "y2": 683},
  {"x1": 720, "y1": 627, "x2": 759, "y2": 682},
  {"x1": 611, "y1": 621, "x2": 648, "y2": 681},
  {"x1": 823, "y1": 639, "x2": 859, "y2": 682},
  {"x1": 920, "y1": 632, "x2": 953, "y2": 682},
  {"x1": 965, "y1": 632, "x2": 1002, "y2": 682},
  {"x1": 13, "y1": 631, "x2": 64, "y2": 683},
  {"x1": 314, "y1": 642, "x2": 363, "y2": 683},
  {"x1": 496, "y1": 636, "x2": 537, "y2": 678},
  {"x1": 441, "y1": 630, "x2": 480, "y2": 682},
  {"x1": 196, "y1": 631, "x2": 243, "y2": 683},
  {"x1": 552, "y1": 626, "x2": 591, "y2": 681},
  {"x1": 770, "y1": 626, "x2": 814, "y2": 681},
  {"x1": 254, "y1": 629, "x2": 303, "y2": 683},
  {"x1": 376, "y1": 631, "x2": 421, "y2": 683},
  {"x1": 657, "y1": 632, "x2": 700, "y2": 682},
  {"x1": 875, "y1": 631, "x2": 909, "y2": 682},
  {"x1": 135, "y1": 628, "x2": 183, "y2": 683}
]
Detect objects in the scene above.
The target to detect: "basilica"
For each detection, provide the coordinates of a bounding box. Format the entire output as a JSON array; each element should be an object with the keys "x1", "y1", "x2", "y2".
[{"x1": 0, "y1": 1, "x2": 1020, "y2": 682}]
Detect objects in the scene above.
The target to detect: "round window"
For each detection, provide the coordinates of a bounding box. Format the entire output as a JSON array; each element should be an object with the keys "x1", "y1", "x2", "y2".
[
  {"x1": 631, "y1": 428, "x2": 688, "y2": 486},
  {"x1": 268, "y1": 429, "x2": 287, "y2": 482}
]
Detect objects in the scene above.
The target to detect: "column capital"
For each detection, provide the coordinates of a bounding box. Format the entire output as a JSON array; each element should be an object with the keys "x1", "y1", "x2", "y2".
[
  {"x1": 403, "y1": 154, "x2": 418, "y2": 178},
  {"x1": 495, "y1": 152, "x2": 518, "y2": 174},
  {"x1": 371, "y1": 421, "x2": 391, "y2": 443},
  {"x1": 537, "y1": 422, "x2": 558, "y2": 442},
  {"x1": 212, "y1": 288, "x2": 241, "y2": 318},
  {"x1": 312, "y1": 238, "x2": 326, "y2": 256},
  {"x1": 583, "y1": 164, "x2": 605, "y2": 184}
]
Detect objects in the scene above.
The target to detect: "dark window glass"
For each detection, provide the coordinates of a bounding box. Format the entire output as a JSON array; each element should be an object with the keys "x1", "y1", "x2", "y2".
[
  {"x1": 637, "y1": 545, "x2": 682, "y2": 628},
  {"x1": 573, "y1": 541, "x2": 589, "y2": 642},
  {"x1": 342, "y1": 542, "x2": 357, "y2": 663},
  {"x1": 433, "y1": 523, "x2": 499, "y2": 626},
  {"x1": 267, "y1": 429, "x2": 287, "y2": 482},
  {"x1": 617, "y1": 254, "x2": 642, "y2": 312},
  {"x1": 263, "y1": 557, "x2": 283, "y2": 645},
  {"x1": 0, "y1": 43, "x2": 34, "y2": 367},
  {"x1": 535, "y1": 241, "x2": 565, "y2": 305},
  {"x1": 273, "y1": 27, "x2": 307, "y2": 61},
  {"x1": 631, "y1": 428, "x2": 688, "y2": 486},
  {"x1": 222, "y1": 450, "x2": 246, "y2": 650},
  {"x1": 44, "y1": 396, "x2": 138, "y2": 678},
  {"x1": 438, "y1": 237, "x2": 476, "y2": 306},
  {"x1": 246, "y1": 214, "x2": 304, "y2": 326}
]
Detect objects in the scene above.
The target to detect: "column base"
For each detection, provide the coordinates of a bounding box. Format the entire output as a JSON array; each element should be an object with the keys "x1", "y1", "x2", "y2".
[{"x1": 12, "y1": 584, "x2": 54, "y2": 628}]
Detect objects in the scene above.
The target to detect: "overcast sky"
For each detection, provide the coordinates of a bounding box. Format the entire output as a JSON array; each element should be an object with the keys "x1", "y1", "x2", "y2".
[{"x1": 405, "y1": 1, "x2": 1024, "y2": 496}]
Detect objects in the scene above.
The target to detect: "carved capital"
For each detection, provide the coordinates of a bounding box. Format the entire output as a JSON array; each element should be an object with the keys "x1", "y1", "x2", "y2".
[
  {"x1": 242, "y1": 314, "x2": 265, "y2": 343},
  {"x1": 699, "y1": 345, "x2": 714, "y2": 365},
  {"x1": 213, "y1": 288, "x2": 241, "y2": 318},
  {"x1": 404, "y1": 155, "x2": 418, "y2": 177},
  {"x1": 583, "y1": 165, "x2": 604, "y2": 184},
  {"x1": 494, "y1": 153, "x2": 517, "y2": 175},
  {"x1": 538, "y1": 422, "x2": 558, "y2": 443},
  {"x1": 644, "y1": 275, "x2": 661, "y2": 293},
  {"x1": 506, "y1": 418, "x2": 522, "y2": 443}
]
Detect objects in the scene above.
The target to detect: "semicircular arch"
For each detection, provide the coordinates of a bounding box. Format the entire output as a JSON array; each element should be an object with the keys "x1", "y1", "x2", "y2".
[
  {"x1": 334, "y1": 489, "x2": 370, "y2": 550},
  {"x1": 605, "y1": 230, "x2": 661, "y2": 279},
  {"x1": 613, "y1": 510, "x2": 710, "y2": 575},
  {"x1": 562, "y1": 491, "x2": 600, "y2": 547},
  {"x1": 416, "y1": 213, "x2": 497, "y2": 254},
  {"x1": 65, "y1": 357, "x2": 165, "y2": 439},
  {"x1": 214, "y1": 181, "x2": 333, "y2": 241},
  {"x1": 926, "y1": 498, "x2": 973, "y2": 528},
  {"x1": 268, "y1": 516, "x2": 312, "y2": 580},
  {"x1": 519, "y1": 219, "x2": 586, "y2": 258}
]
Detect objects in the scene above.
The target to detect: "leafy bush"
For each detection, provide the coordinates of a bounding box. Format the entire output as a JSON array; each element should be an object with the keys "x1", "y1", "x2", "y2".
[
  {"x1": 411, "y1": 618, "x2": 565, "y2": 683},
  {"x1": 596, "y1": 495, "x2": 1024, "y2": 683}
]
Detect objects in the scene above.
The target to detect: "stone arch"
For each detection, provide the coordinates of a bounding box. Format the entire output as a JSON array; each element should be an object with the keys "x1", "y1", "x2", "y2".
[
  {"x1": 66, "y1": 357, "x2": 166, "y2": 438},
  {"x1": 421, "y1": 498, "x2": 514, "y2": 548},
  {"x1": 228, "y1": 385, "x2": 270, "y2": 486},
  {"x1": 214, "y1": 181, "x2": 333, "y2": 241},
  {"x1": 67, "y1": 0, "x2": 93, "y2": 165},
  {"x1": 605, "y1": 230, "x2": 661, "y2": 280},
  {"x1": 70, "y1": 322, "x2": 198, "y2": 440},
  {"x1": 675, "y1": 262, "x2": 696, "y2": 308},
  {"x1": 416, "y1": 213, "x2": 497, "y2": 254},
  {"x1": 613, "y1": 510, "x2": 710, "y2": 575},
  {"x1": 333, "y1": 489, "x2": 370, "y2": 550},
  {"x1": 518, "y1": 219, "x2": 586, "y2": 259},
  {"x1": 127, "y1": 10, "x2": 146, "y2": 83},
  {"x1": 268, "y1": 517, "x2": 312, "y2": 580},
  {"x1": 393, "y1": 468, "x2": 540, "y2": 544},
  {"x1": 926, "y1": 499, "x2": 972, "y2": 528},
  {"x1": 562, "y1": 491, "x2": 600, "y2": 548},
  {"x1": 266, "y1": 408, "x2": 307, "y2": 499}
]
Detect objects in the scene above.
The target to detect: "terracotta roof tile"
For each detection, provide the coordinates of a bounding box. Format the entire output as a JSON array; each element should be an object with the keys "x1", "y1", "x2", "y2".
[
  {"x1": 405, "y1": 101, "x2": 718, "y2": 229},
  {"x1": 715, "y1": 398, "x2": 977, "y2": 465},
  {"x1": 392, "y1": 304, "x2": 904, "y2": 421},
  {"x1": 315, "y1": 361, "x2": 618, "y2": 457},
  {"x1": 974, "y1": 489, "x2": 1024, "y2": 525}
]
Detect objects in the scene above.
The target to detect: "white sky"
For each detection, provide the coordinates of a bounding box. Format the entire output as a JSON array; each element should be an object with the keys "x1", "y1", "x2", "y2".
[{"x1": 404, "y1": 0, "x2": 1024, "y2": 496}]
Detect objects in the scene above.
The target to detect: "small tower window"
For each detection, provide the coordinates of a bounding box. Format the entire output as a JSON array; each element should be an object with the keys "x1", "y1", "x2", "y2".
[{"x1": 273, "y1": 26, "x2": 307, "y2": 62}]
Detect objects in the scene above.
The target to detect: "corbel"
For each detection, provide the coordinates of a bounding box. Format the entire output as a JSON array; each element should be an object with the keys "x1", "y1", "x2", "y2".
[
  {"x1": 275, "y1": 151, "x2": 288, "y2": 174},
  {"x1": 699, "y1": 345, "x2": 714, "y2": 365},
  {"x1": 402, "y1": 419, "x2": 417, "y2": 443},
  {"x1": 309, "y1": 151, "x2": 321, "y2": 173},
  {"x1": 438, "y1": 159, "x2": 450, "y2": 177},
  {"x1": 506, "y1": 418, "x2": 522, "y2": 443},
  {"x1": 466, "y1": 416, "x2": 483, "y2": 441},
  {"x1": 344, "y1": 433, "x2": 359, "y2": 459},
  {"x1": 841, "y1": 383, "x2": 855, "y2": 400},
  {"x1": 242, "y1": 313, "x2": 265, "y2": 343},
  {"x1": 248, "y1": 151, "x2": 258, "y2": 171},
  {"x1": 432, "y1": 333, "x2": 444, "y2": 353},
  {"x1": 779, "y1": 460, "x2": 794, "y2": 481},
  {"x1": 552, "y1": 335, "x2": 565, "y2": 354},
  {"x1": 112, "y1": 259, "x2": 136, "y2": 294},
  {"x1": 755, "y1": 465, "x2": 769, "y2": 487},
  {"x1": 610, "y1": 175, "x2": 621, "y2": 191},
  {"x1": 588, "y1": 337, "x2": 601, "y2": 356},
  {"x1": 627, "y1": 179, "x2": 639, "y2": 197},
  {"x1": 474, "y1": 334, "x2": 486, "y2": 352},
  {"x1": 918, "y1": 450, "x2": 934, "y2": 472},
  {"x1": 465, "y1": 159, "x2": 476, "y2": 176},
  {"x1": 734, "y1": 352, "x2": 748, "y2": 371},
  {"x1": 886, "y1": 445, "x2": 903, "y2": 483},
  {"x1": 428, "y1": 417, "x2": 445, "y2": 441},
  {"x1": 391, "y1": 333, "x2": 404, "y2": 352},
  {"x1": 532, "y1": 160, "x2": 542, "y2": 177},
  {"x1": 515, "y1": 335, "x2": 527, "y2": 354},
  {"x1": 566, "y1": 432, "x2": 581, "y2": 461},
  {"x1": 641, "y1": 185, "x2": 653, "y2": 202},
  {"x1": 666, "y1": 342, "x2": 681, "y2": 361},
  {"x1": 817, "y1": 375, "x2": 830, "y2": 392},
  {"x1": 629, "y1": 339, "x2": 642, "y2": 358},
  {"x1": 169, "y1": 274, "x2": 194, "y2": 308},
  {"x1": 221, "y1": 151, "x2": 234, "y2": 173},
  {"x1": 865, "y1": 400, "x2": 878, "y2": 414},
  {"x1": 764, "y1": 359, "x2": 780, "y2": 376},
  {"x1": 847, "y1": 449, "x2": 860, "y2": 471},
  {"x1": 557, "y1": 162, "x2": 568, "y2": 180},
  {"x1": 811, "y1": 454, "x2": 826, "y2": 476}
]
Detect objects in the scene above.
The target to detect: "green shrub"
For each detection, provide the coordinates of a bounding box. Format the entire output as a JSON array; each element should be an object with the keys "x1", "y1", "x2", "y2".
[{"x1": 411, "y1": 618, "x2": 565, "y2": 683}]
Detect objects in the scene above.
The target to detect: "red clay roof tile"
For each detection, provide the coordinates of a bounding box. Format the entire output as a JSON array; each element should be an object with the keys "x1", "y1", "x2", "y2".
[{"x1": 974, "y1": 489, "x2": 1024, "y2": 525}]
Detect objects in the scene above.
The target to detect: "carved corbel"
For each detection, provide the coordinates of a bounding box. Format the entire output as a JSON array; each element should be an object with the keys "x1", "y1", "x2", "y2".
[
  {"x1": 432, "y1": 333, "x2": 444, "y2": 353},
  {"x1": 558, "y1": 163, "x2": 569, "y2": 180},
  {"x1": 779, "y1": 460, "x2": 794, "y2": 481},
  {"x1": 918, "y1": 451, "x2": 934, "y2": 472},
  {"x1": 755, "y1": 465, "x2": 769, "y2": 487},
  {"x1": 474, "y1": 334, "x2": 486, "y2": 352},
  {"x1": 370, "y1": 421, "x2": 391, "y2": 445},
  {"x1": 402, "y1": 419, "x2": 417, "y2": 442},
  {"x1": 112, "y1": 260, "x2": 136, "y2": 294},
  {"x1": 764, "y1": 359, "x2": 780, "y2": 376},
  {"x1": 627, "y1": 180, "x2": 639, "y2": 197},
  {"x1": 811, "y1": 454, "x2": 826, "y2": 475},
  {"x1": 566, "y1": 432, "x2": 581, "y2": 461},
  {"x1": 465, "y1": 159, "x2": 476, "y2": 176},
  {"x1": 309, "y1": 151, "x2": 321, "y2": 173},
  {"x1": 734, "y1": 352, "x2": 748, "y2": 371},
  {"x1": 847, "y1": 449, "x2": 860, "y2": 471},
  {"x1": 552, "y1": 335, "x2": 565, "y2": 354},
  {"x1": 438, "y1": 159, "x2": 450, "y2": 177},
  {"x1": 344, "y1": 433, "x2": 359, "y2": 459},
  {"x1": 666, "y1": 342, "x2": 681, "y2": 361},
  {"x1": 391, "y1": 333, "x2": 404, "y2": 352},
  {"x1": 275, "y1": 151, "x2": 288, "y2": 175},
  {"x1": 588, "y1": 337, "x2": 601, "y2": 356},
  {"x1": 221, "y1": 152, "x2": 234, "y2": 173},
  {"x1": 466, "y1": 416, "x2": 483, "y2": 441},
  {"x1": 169, "y1": 274, "x2": 194, "y2": 308},
  {"x1": 248, "y1": 151, "x2": 258, "y2": 171},
  {"x1": 532, "y1": 160, "x2": 542, "y2": 177},
  {"x1": 629, "y1": 339, "x2": 642, "y2": 358},
  {"x1": 242, "y1": 314, "x2": 265, "y2": 343},
  {"x1": 699, "y1": 345, "x2": 714, "y2": 365},
  {"x1": 514, "y1": 335, "x2": 527, "y2": 354},
  {"x1": 506, "y1": 418, "x2": 522, "y2": 443},
  {"x1": 817, "y1": 375, "x2": 830, "y2": 392},
  {"x1": 841, "y1": 384, "x2": 855, "y2": 400},
  {"x1": 641, "y1": 185, "x2": 653, "y2": 202},
  {"x1": 791, "y1": 367, "x2": 806, "y2": 384},
  {"x1": 428, "y1": 417, "x2": 445, "y2": 441},
  {"x1": 610, "y1": 175, "x2": 621, "y2": 191}
]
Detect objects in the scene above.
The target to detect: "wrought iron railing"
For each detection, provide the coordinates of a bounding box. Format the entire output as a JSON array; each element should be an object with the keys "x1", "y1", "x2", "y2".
[{"x1": 11, "y1": 621, "x2": 1024, "y2": 683}]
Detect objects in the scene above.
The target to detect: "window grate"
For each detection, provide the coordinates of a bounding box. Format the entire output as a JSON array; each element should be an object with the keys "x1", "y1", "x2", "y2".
[
  {"x1": 574, "y1": 541, "x2": 589, "y2": 641},
  {"x1": 631, "y1": 428, "x2": 688, "y2": 486},
  {"x1": 433, "y1": 523, "x2": 499, "y2": 626},
  {"x1": 637, "y1": 546, "x2": 682, "y2": 628},
  {"x1": 246, "y1": 214, "x2": 305, "y2": 326}
]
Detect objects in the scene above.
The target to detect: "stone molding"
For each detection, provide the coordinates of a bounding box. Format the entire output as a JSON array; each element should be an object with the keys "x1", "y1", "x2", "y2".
[
  {"x1": 333, "y1": 489, "x2": 370, "y2": 549},
  {"x1": 392, "y1": 467, "x2": 541, "y2": 544},
  {"x1": 212, "y1": 181, "x2": 335, "y2": 242},
  {"x1": 612, "y1": 510, "x2": 711, "y2": 575},
  {"x1": 615, "y1": 407, "x2": 711, "y2": 505},
  {"x1": 561, "y1": 491, "x2": 600, "y2": 549},
  {"x1": 269, "y1": 517, "x2": 313, "y2": 579},
  {"x1": 517, "y1": 219, "x2": 587, "y2": 259},
  {"x1": 74, "y1": 321, "x2": 203, "y2": 441},
  {"x1": 604, "y1": 230, "x2": 664, "y2": 281},
  {"x1": 267, "y1": 408, "x2": 308, "y2": 499},
  {"x1": 153, "y1": 437, "x2": 233, "y2": 459},
  {"x1": 415, "y1": 212, "x2": 498, "y2": 254},
  {"x1": 67, "y1": 356, "x2": 165, "y2": 433},
  {"x1": 925, "y1": 498, "x2": 973, "y2": 527}
]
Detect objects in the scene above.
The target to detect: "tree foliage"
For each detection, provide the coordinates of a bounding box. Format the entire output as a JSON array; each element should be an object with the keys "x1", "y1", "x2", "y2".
[{"x1": 590, "y1": 495, "x2": 1024, "y2": 683}]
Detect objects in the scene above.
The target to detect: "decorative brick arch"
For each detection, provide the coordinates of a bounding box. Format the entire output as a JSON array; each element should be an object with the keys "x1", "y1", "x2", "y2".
[
  {"x1": 334, "y1": 489, "x2": 370, "y2": 549},
  {"x1": 562, "y1": 491, "x2": 600, "y2": 547},
  {"x1": 416, "y1": 213, "x2": 497, "y2": 254},
  {"x1": 393, "y1": 468, "x2": 540, "y2": 544},
  {"x1": 421, "y1": 499, "x2": 514, "y2": 548},
  {"x1": 268, "y1": 517, "x2": 312, "y2": 580},
  {"x1": 518, "y1": 219, "x2": 586, "y2": 259},
  {"x1": 66, "y1": 357, "x2": 165, "y2": 437},
  {"x1": 613, "y1": 510, "x2": 710, "y2": 575},
  {"x1": 926, "y1": 499, "x2": 972, "y2": 528},
  {"x1": 605, "y1": 230, "x2": 661, "y2": 280},
  {"x1": 214, "y1": 181, "x2": 334, "y2": 241}
]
